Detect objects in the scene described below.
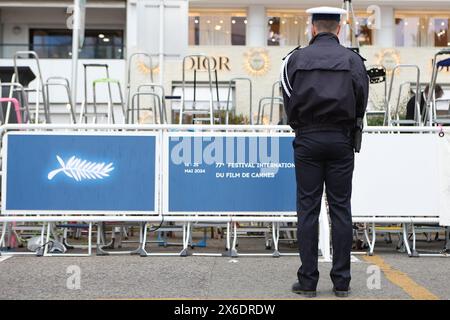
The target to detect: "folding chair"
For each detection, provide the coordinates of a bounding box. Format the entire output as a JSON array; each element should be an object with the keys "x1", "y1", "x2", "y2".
[
  {"x1": 387, "y1": 64, "x2": 422, "y2": 126},
  {"x1": 44, "y1": 77, "x2": 77, "y2": 124},
  {"x1": 127, "y1": 84, "x2": 167, "y2": 124},
  {"x1": 179, "y1": 55, "x2": 216, "y2": 124},
  {"x1": 424, "y1": 49, "x2": 450, "y2": 126},
  {"x1": 81, "y1": 63, "x2": 112, "y2": 123},
  {"x1": 126, "y1": 52, "x2": 155, "y2": 112},
  {"x1": 257, "y1": 97, "x2": 284, "y2": 125},
  {"x1": 0, "y1": 82, "x2": 30, "y2": 124},
  {"x1": 92, "y1": 78, "x2": 126, "y2": 124},
  {"x1": 13, "y1": 51, "x2": 49, "y2": 123},
  {"x1": 0, "y1": 98, "x2": 23, "y2": 125}
]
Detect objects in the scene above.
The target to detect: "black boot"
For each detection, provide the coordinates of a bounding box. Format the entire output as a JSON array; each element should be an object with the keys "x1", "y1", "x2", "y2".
[
  {"x1": 292, "y1": 282, "x2": 317, "y2": 298},
  {"x1": 333, "y1": 287, "x2": 351, "y2": 298}
]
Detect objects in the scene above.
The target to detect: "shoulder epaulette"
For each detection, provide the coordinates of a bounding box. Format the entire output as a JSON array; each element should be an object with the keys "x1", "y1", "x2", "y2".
[
  {"x1": 347, "y1": 47, "x2": 367, "y2": 61},
  {"x1": 282, "y1": 46, "x2": 301, "y2": 61}
]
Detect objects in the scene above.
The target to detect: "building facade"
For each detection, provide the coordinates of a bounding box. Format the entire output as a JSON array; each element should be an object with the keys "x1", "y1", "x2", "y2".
[{"x1": 1, "y1": 0, "x2": 450, "y2": 123}]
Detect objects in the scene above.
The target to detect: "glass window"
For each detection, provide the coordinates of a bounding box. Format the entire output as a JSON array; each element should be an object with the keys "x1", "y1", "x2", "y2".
[
  {"x1": 188, "y1": 10, "x2": 247, "y2": 46},
  {"x1": 29, "y1": 29, "x2": 124, "y2": 59},
  {"x1": 267, "y1": 12, "x2": 310, "y2": 47},
  {"x1": 356, "y1": 18, "x2": 373, "y2": 46},
  {"x1": 266, "y1": 10, "x2": 372, "y2": 47},
  {"x1": 395, "y1": 12, "x2": 450, "y2": 47}
]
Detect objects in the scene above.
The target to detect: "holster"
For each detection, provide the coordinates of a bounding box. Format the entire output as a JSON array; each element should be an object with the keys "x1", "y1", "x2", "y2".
[{"x1": 353, "y1": 118, "x2": 363, "y2": 153}]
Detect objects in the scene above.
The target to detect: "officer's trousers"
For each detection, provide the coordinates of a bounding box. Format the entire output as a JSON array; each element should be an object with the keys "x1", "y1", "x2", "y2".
[{"x1": 293, "y1": 129, "x2": 354, "y2": 291}]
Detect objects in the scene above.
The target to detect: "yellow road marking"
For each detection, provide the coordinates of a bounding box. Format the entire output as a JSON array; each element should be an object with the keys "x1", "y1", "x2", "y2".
[{"x1": 363, "y1": 255, "x2": 439, "y2": 300}]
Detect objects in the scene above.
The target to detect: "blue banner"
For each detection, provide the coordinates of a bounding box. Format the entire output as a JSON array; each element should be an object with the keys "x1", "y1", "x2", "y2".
[
  {"x1": 5, "y1": 133, "x2": 157, "y2": 213},
  {"x1": 167, "y1": 134, "x2": 296, "y2": 212}
]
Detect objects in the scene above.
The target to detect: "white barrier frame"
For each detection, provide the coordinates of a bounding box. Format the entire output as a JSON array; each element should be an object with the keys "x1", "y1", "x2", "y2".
[
  {"x1": 162, "y1": 130, "x2": 331, "y2": 259},
  {"x1": 163, "y1": 131, "x2": 296, "y2": 215},
  {"x1": 0, "y1": 124, "x2": 448, "y2": 258},
  {"x1": 43, "y1": 222, "x2": 93, "y2": 257},
  {"x1": 1, "y1": 131, "x2": 161, "y2": 216}
]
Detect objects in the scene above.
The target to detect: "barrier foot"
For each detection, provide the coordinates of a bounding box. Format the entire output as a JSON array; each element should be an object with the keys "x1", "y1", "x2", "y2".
[
  {"x1": 221, "y1": 250, "x2": 231, "y2": 257},
  {"x1": 230, "y1": 249, "x2": 238, "y2": 258},
  {"x1": 138, "y1": 248, "x2": 148, "y2": 257},
  {"x1": 96, "y1": 245, "x2": 110, "y2": 256},
  {"x1": 102, "y1": 242, "x2": 115, "y2": 250},
  {"x1": 272, "y1": 250, "x2": 281, "y2": 258},
  {"x1": 62, "y1": 238, "x2": 75, "y2": 250},
  {"x1": 179, "y1": 248, "x2": 189, "y2": 257},
  {"x1": 411, "y1": 250, "x2": 420, "y2": 258},
  {"x1": 36, "y1": 248, "x2": 44, "y2": 257}
]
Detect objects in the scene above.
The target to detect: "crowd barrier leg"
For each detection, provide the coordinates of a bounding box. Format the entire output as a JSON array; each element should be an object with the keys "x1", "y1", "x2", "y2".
[
  {"x1": 0, "y1": 223, "x2": 7, "y2": 252},
  {"x1": 402, "y1": 224, "x2": 414, "y2": 257},
  {"x1": 272, "y1": 222, "x2": 280, "y2": 258},
  {"x1": 43, "y1": 222, "x2": 93, "y2": 257},
  {"x1": 61, "y1": 225, "x2": 92, "y2": 251},
  {"x1": 96, "y1": 223, "x2": 115, "y2": 253},
  {"x1": 0, "y1": 222, "x2": 45, "y2": 256},
  {"x1": 138, "y1": 222, "x2": 148, "y2": 256},
  {"x1": 139, "y1": 222, "x2": 191, "y2": 257},
  {"x1": 96, "y1": 223, "x2": 102, "y2": 254},
  {"x1": 446, "y1": 228, "x2": 450, "y2": 252},
  {"x1": 180, "y1": 222, "x2": 191, "y2": 257},
  {"x1": 407, "y1": 224, "x2": 450, "y2": 258},
  {"x1": 35, "y1": 223, "x2": 47, "y2": 257},
  {"x1": 264, "y1": 227, "x2": 272, "y2": 250},
  {"x1": 87, "y1": 224, "x2": 93, "y2": 256},
  {"x1": 227, "y1": 221, "x2": 281, "y2": 258},
  {"x1": 5, "y1": 223, "x2": 12, "y2": 248},
  {"x1": 411, "y1": 223, "x2": 419, "y2": 257},
  {"x1": 97, "y1": 223, "x2": 143, "y2": 256},
  {"x1": 230, "y1": 222, "x2": 238, "y2": 258},
  {"x1": 97, "y1": 223, "x2": 116, "y2": 255},
  {"x1": 364, "y1": 222, "x2": 376, "y2": 256},
  {"x1": 226, "y1": 204, "x2": 329, "y2": 259},
  {"x1": 96, "y1": 223, "x2": 106, "y2": 255},
  {"x1": 225, "y1": 222, "x2": 231, "y2": 254}
]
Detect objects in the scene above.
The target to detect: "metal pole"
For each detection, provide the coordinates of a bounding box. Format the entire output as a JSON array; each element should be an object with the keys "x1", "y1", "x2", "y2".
[
  {"x1": 71, "y1": 0, "x2": 80, "y2": 115},
  {"x1": 159, "y1": 0, "x2": 165, "y2": 86}
]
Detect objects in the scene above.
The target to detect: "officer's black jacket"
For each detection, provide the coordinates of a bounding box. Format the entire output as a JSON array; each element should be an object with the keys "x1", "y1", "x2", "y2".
[{"x1": 281, "y1": 32, "x2": 369, "y2": 131}]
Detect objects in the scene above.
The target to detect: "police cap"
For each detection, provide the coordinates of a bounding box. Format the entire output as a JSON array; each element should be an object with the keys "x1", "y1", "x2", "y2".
[{"x1": 306, "y1": 6, "x2": 347, "y2": 22}]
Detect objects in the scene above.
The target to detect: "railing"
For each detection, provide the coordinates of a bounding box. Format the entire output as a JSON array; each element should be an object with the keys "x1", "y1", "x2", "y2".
[{"x1": 0, "y1": 44, "x2": 124, "y2": 59}]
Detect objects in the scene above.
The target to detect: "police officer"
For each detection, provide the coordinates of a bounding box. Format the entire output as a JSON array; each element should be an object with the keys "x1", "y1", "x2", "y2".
[{"x1": 280, "y1": 6, "x2": 369, "y2": 298}]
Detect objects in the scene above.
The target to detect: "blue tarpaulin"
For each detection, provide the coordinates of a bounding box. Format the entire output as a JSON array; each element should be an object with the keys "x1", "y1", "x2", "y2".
[{"x1": 437, "y1": 58, "x2": 450, "y2": 68}]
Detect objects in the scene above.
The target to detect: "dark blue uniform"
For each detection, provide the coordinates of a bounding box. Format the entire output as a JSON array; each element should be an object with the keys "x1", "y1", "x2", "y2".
[{"x1": 281, "y1": 32, "x2": 369, "y2": 291}]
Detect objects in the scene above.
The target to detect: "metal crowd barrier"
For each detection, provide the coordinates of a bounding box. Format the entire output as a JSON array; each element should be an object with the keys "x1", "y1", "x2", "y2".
[{"x1": 0, "y1": 124, "x2": 448, "y2": 259}]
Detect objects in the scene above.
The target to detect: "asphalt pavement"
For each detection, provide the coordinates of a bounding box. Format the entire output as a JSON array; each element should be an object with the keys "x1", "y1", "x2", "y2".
[{"x1": 0, "y1": 242, "x2": 448, "y2": 300}]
